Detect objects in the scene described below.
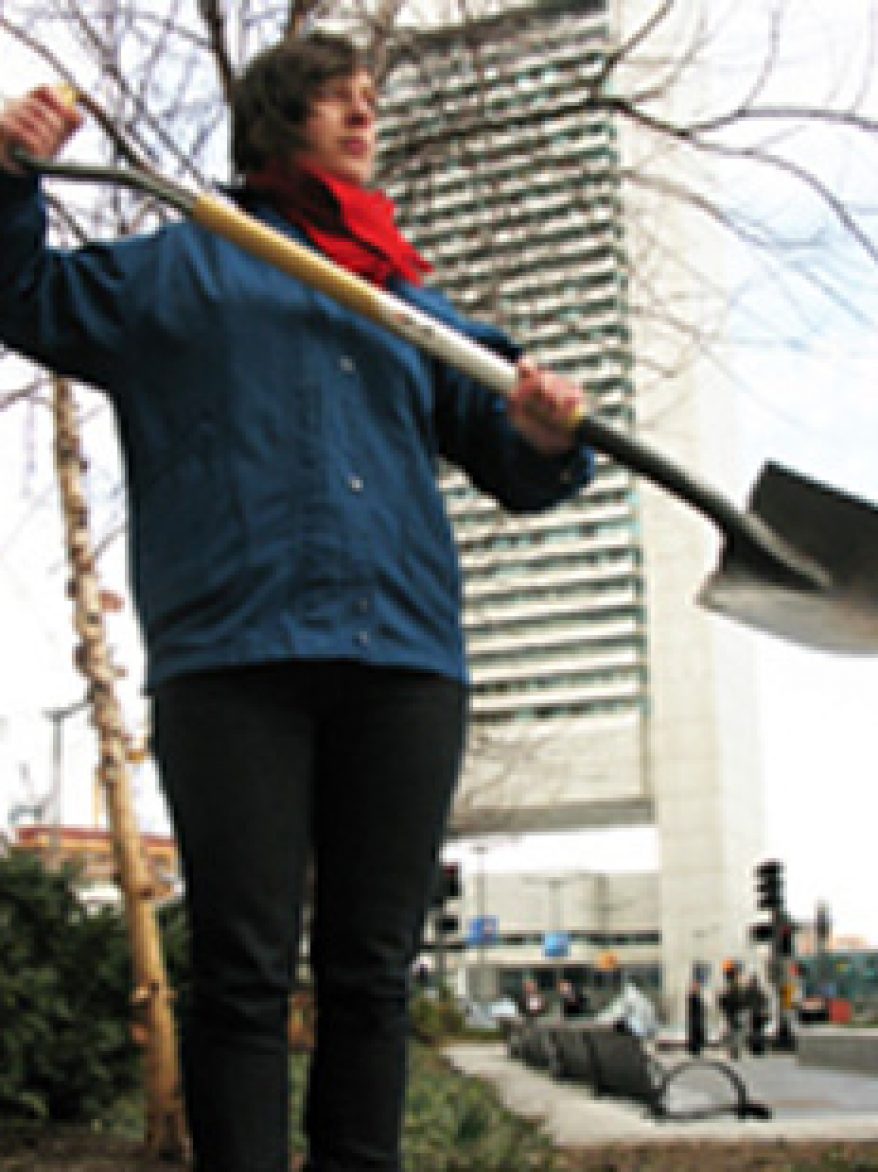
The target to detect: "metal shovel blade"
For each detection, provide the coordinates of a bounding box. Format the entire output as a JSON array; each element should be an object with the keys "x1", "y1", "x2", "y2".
[{"x1": 698, "y1": 461, "x2": 878, "y2": 653}]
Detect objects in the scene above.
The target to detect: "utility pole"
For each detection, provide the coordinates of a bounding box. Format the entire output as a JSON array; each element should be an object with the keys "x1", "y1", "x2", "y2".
[
  {"x1": 526, "y1": 873, "x2": 578, "y2": 989},
  {"x1": 43, "y1": 696, "x2": 89, "y2": 867},
  {"x1": 815, "y1": 899, "x2": 832, "y2": 1001},
  {"x1": 430, "y1": 861, "x2": 461, "y2": 996},
  {"x1": 474, "y1": 843, "x2": 488, "y2": 1002}
]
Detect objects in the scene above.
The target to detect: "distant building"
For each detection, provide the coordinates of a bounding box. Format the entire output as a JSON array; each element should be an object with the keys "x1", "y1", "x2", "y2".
[
  {"x1": 796, "y1": 947, "x2": 878, "y2": 1016},
  {"x1": 12, "y1": 823, "x2": 179, "y2": 904},
  {"x1": 432, "y1": 868, "x2": 662, "y2": 1009},
  {"x1": 381, "y1": 0, "x2": 764, "y2": 1019}
]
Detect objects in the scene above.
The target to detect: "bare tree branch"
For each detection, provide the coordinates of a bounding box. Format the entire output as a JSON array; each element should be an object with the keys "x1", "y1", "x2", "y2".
[
  {"x1": 597, "y1": 0, "x2": 675, "y2": 94},
  {"x1": 198, "y1": 0, "x2": 237, "y2": 103},
  {"x1": 0, "y1": 374, "x2": 44, "y2": 412},
  {"x1": 603, "y1": 90, "x2": 878, "y2": 268},
  {"x1": 287, "y1": 0, "x2": 325, "y2": 38}
]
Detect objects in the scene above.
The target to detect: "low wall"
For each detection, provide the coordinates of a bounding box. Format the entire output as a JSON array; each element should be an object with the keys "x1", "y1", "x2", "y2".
[{"x1": 798, "y1": 1027, "x2": 878, "y2": 1076}]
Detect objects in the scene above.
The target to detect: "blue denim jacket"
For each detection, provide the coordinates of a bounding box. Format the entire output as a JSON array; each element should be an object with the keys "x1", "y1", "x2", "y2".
[{"x1": 0, "y1": 174, "x2": 593, "y2": 689}]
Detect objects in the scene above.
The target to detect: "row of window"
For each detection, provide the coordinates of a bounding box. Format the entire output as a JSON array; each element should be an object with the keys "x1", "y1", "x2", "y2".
[
  {"x1": 432, "y1": 229, "x2": 625, "y2": 288},
  {"x1": 496, "y1": 964, "x2": 662, "y2": 999},
  {"x1": 456, "y1": 517, "x2": 637, "y2": 556},
  {"x1": 381, "y1": 96, "x2": 615, "y2": 164},
  {"x1": 385, "y1": 153, "x2": 619, "y2": 229},
  {"x1": 465, "y1": 600, "x2": 645, "y2": 641},
  {"x1": 463, "y1": 556, "x2": 638, "y2": 591},
  {"x1": 382, "y1": 15, "x2": 610, "y2": 122},
  {"x1": 445, "y1": 462, "x2": 631, "y2": 510},
  {"x1": 465, "y1": 578, "x2": 643, "y2": 611},
  {"x1": 426, "y1": 209, "x2": 623, "y2": 273},
  {"x1": 463, "y1": 574, "x2": 640, "y2": 614},
  {"x1": 466, "y1": 619, "x2": 641, "y2": 660},
  {"x1": 469, "y1": 620, "x2": 644, "y2": 656},
  {"x1": 393, "y1": 165, "x2": 616, "y2": 227},
  {"x1": 486, "y1": 930, "x2": 660, "y2": 949},
  {"x1": 465, "y1": 574, "x2": 642, "y2": 618},
  {"x1": 470, "y1": 661, "x2": 646, "y2": 694},
  {"x1": 454, "y1": 502, "x2": 626, "y2": 535},
  {"x1": 386, "y1": 135, "x2": 617, "y2": 222},
  {"x1": 472, "y1": 695, "x2": 647, "y2": 724},
  {"x1": 386, "y1": 15, "x2": 608, "y2": 84}
]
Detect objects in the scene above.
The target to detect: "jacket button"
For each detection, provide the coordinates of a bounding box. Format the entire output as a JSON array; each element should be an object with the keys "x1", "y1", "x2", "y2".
[
  {"x1": 348, "y1": 475, "x2": 364, "y2": 492},
  {"x1": 340, "y1": 355, "x2": 356, "y2": 374},
  {"x1": 356, "y1": 630, "x2": 370, "y2": 647}
]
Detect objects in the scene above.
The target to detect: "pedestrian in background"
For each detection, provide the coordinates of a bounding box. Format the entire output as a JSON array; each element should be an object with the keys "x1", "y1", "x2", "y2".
[
  {"x1": 558, "y1": 977, "x2": 588, "y2": 1019},
  {"x1": 521, "y1": 977, "x2": 547, "y2": 1018},
  {"x1": 685, "y1": 974, "x2": 707, "y2": 1056},
  {"x1": 745, "y1": 972, "x2": 770, "y2": 1056},
  {"x1": 718, "y1": 961, "x2": 745, "y2": 1059}
]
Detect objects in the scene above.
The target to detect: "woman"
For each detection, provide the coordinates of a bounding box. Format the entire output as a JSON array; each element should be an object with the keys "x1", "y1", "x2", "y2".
[{"x1": 0, "y1": 32, "x2": 593, "y2": 1172}]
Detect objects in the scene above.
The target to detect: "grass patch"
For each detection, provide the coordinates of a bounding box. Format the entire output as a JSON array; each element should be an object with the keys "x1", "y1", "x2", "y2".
[
  {"x1": 90, "y1": 1040, "x2": 563, "y2": 1170},
  {"x1": 11, "y1": 1046, "x2": 878, "y2": 1171},
  {"x1": 402, "y1": 1044, "x2": 563, "y2": 1171}
]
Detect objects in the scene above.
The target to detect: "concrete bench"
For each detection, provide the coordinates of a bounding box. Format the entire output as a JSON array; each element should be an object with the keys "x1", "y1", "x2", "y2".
[
  {"x1": 554, "y1": 1022, "x2": 660, "y2": 1106},
  {"x1": 507, "y1": 1018, "x2": 771, "y2": 1121}
]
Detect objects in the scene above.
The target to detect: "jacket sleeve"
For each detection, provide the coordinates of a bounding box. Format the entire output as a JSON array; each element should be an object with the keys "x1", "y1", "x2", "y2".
[
  {"x1": 424, "y1": 293, "x2": 594, "y2": 513},
  {"x1": 0, "y1": 171, "x2": 151, "y2": 391}
]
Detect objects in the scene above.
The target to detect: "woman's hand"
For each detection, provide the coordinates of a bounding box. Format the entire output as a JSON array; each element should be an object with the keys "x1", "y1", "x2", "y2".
[
  {"x1": 506, "y1": 356, "x2": 588, "y2": 457},
  {"x1": 0, "y1": 86, "x2": 83, "y2": 175}
]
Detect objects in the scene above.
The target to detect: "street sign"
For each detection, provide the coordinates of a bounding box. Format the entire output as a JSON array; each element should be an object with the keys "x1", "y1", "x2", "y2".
[
  {"x1": 543, "y1": 931, "x2": 570, "y2": 959},
  {"x1": 467, "y1": 915, "x2": 499, "y2": 946}
]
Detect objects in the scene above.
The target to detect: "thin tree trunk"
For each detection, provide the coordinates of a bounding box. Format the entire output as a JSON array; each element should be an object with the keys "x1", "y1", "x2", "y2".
[{"x1": 52, "y1": 376, "x2": 187, "y2": 1159}]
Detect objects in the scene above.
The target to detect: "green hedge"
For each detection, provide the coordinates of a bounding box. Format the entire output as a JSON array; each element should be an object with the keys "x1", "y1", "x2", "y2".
[
  {"x1": 410, "y1": 990, "x2": 467, "y2": 1042},
  {"x1": 0, "y1": 851, "x2": 140, "y2": 1124}
]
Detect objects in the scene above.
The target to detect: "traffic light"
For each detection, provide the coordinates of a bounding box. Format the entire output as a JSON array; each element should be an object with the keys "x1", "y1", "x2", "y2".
[
  {"x1": 435, "y1": 913, "x2": 460, "y2": 936},
  {"x1": 755, "y1": 859, "x2": 784, "y2": 912},
  {"x1": 779, "y1": 918, "x2": 796, "y2": 958},
  {"x1": 815, "y1": 901, "x2": 832, "y2": 947},
  {"x1": 432, "y1": 860, "x2": 462, "y2": 906},
  {"x1": 749, "y1": 921, "x2": 775, "y2": 945},
  {"x1": 431, "y1": 861, "x2": 461, "y2": 938}
]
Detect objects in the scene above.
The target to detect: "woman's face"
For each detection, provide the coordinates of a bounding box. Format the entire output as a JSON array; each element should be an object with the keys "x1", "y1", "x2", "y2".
[{"x1": 295, "y1": 68, "x2": 378, "y2": 185}]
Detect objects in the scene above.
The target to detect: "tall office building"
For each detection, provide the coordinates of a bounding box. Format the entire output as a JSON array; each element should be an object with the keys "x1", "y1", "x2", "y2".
[
  {"x1": 379, "y1": 0, "x2": 764, "y2": 1017},
  {"x1": 381, "y1": 0, "x2": 648, "y2": 829}
]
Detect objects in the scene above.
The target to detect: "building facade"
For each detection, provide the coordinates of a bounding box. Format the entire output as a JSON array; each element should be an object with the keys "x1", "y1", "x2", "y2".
[
  {"x1": 445, "y1": 868, "x2": 662, "y2": 1010},
  {"x1": 11, "y1": 823, "x2": 179, "y2": 905},
  {"x1": 380, "y1": 0, "x2": 765, "y2": 1020}
]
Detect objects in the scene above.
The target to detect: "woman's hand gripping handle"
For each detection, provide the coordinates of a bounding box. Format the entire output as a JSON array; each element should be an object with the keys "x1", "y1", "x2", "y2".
[{"x1": 0, "y1": 84, "x2": 82, "y2": 175}]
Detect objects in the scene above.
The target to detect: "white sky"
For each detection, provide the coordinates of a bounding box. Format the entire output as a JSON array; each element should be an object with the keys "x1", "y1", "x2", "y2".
[{"x1": 1, "y1": 2, "x2": 878, "y2": 946}]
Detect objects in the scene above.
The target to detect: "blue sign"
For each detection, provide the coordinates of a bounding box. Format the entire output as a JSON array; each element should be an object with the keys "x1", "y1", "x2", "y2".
[
  {"x1": 543, "y1": 931, "x2": 570, "y2": 959},
  {"x1": 467, "y1": 916, "x2": 500, "y2": 946}
]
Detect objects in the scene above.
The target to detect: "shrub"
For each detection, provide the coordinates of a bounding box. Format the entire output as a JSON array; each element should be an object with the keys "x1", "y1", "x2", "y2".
[
  {"x1": 0, "y1": 851, "x2": 140, "y2": 1124},
  {"x1": 410, "y1": 990, "x2": 466, "y2": 1043}
]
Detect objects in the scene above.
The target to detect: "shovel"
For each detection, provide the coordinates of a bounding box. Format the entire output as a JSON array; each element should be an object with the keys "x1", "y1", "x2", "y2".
[{"x1": 15, "y1": 149, "x2": 878, "y2": 654}]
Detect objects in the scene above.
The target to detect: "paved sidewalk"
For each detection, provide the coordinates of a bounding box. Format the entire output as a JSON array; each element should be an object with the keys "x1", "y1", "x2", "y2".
[{"x1": 444, "y1": 1042, "x2": 878, "y2": 1146}]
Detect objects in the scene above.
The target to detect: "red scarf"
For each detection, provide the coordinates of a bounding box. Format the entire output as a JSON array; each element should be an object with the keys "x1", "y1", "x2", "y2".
[{"x1": 244, "y1": 160, "x2": 432, "y2": 288}]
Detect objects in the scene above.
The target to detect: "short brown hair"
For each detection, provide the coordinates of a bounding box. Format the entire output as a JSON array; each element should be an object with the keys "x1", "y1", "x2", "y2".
[{"x1": 232, "y1": 32, "x2": 368, "y2": 173}]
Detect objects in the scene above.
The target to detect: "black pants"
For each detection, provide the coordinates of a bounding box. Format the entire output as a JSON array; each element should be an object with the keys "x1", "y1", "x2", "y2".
[{"x1": 152, "y1": 661, "x2": 467, "y2": 1172}]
